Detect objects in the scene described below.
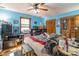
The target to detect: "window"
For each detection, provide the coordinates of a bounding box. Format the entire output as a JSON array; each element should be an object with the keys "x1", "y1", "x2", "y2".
[{"x1": 20, "y1": 17, "x2": 30, "y2": 33}]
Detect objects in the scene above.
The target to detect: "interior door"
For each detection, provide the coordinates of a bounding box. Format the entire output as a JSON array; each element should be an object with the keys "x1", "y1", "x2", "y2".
[{"x1": 46, "y1": 20, "x2": 56, "y2": 34}]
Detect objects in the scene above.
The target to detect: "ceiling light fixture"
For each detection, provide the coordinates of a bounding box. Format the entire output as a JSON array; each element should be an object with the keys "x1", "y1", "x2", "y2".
[{"x1": 33, "y1": 9, "x2": 40, "y2": 14}]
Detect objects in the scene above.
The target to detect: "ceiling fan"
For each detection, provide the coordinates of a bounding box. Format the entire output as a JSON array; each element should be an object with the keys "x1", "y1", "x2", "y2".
[
  {"x1": 0, "y1": 6, "x2": 5, "y2": 8},
  {"x1": 27, "y1": 3, "x2": 48, "y2": 14}
]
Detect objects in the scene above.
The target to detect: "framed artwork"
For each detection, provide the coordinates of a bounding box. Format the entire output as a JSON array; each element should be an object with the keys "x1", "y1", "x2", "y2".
[
  {"x1": 34, "y1": 21, "x2": 37, "y2": 24},
  {"x1": 13, "y1": 26, "x2": 19, "y2": 35},
  {"x1": 62, "y1": 18, "x2": 68, "y2": 30},
  {"x1": 13, "y1": 20, "x2": 19, "y2": 24}
]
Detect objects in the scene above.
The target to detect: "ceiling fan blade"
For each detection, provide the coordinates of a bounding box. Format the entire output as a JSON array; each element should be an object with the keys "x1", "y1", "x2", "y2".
[
  {"x1": 27, "y1": 8, "x2": 34, "y2": 10},
  {"x1": 0, "y1": 6, "x2": 5, "y2": 8},
  {"x1": 40, "y1": 3, "x2": 45, "y2": 5},
  {"x1": 27, "y1": 7, "x2": 34, "y2": 10},
  {"x1": 39, "y1": 8, "x2": 48, "y2": 11}
]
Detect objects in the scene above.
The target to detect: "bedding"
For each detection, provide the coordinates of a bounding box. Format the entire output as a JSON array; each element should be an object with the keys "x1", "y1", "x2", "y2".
[
  {"x1": 43, "y1": 32, "x2": 50, "y2": 38},
  {"x1": 49, "y1": 33, "x2": 59, "y2": 38},
  {"x1": 24, "y1": 36, "x2": 49, "y2": 56},
  {"x1": 24, "y1": 38, "x2": 59, "y2": 55},
  {"x1": 34, "y1": 35, "x2": 46, "y2": 41},
  {"x1": 32, "y1": 33, "x2": 59, "y2": 46},
  {"x1": 33, "y1": 34, "x2": 49, "y2": 42},
  {"x1": 24, "y1": 33, "x2": 59, "y2": 56},
  {"x1": 30, "y1": 36, "x2": 46, "y2": 45},
  {"x1": 44, "y1": 36, "x2": 59, "y2": 55}
]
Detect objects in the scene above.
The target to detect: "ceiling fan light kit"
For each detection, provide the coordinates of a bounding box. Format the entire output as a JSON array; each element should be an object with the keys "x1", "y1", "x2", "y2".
[{"x1": 33, "y1": 9, "x2": 40, "y2": 14}]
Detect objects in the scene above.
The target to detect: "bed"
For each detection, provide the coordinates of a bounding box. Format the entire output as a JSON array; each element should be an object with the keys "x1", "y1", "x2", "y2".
[
  {"x1": 24, "y1": 37, "x2": 49, "y2": 56},
  {"x1": 24, "y1": 33, "x2": 58, "y2": 56}
]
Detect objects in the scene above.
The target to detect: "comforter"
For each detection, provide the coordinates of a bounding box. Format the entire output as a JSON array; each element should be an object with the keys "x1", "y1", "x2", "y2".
[
  {"x1": 24, "y1": 33, "x2": 59, "y2": 56},
  {"x1": 24, "y1": 36, "x2": 49, "y2": 56}
]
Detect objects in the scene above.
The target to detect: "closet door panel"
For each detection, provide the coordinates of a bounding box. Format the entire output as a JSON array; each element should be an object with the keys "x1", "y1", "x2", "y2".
[
  {"x1": 75, "y1": 15, "x2": 79, "y2": 40},
  {"x1": 46, "y1": 20, "x2": 51, "y2": 34},
  {"x1": 60, "y1": 17, "x2": 75, "y2": 38},
  {"x1": 46, "y1": 20, "x2": 56, "y2": 34}
]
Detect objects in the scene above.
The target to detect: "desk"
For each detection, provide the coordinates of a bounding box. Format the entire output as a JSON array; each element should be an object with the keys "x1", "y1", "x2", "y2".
[{"x1": 58, "y1": 46, "x2": 79, "y2": 56}]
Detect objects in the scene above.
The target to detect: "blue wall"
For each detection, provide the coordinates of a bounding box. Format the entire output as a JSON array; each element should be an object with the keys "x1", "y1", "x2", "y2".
[
  {"x1": 1, "y1": 8, "x2": 79, "y2": 35},
  {"x1": 0, "y1": 8, "x2": 44, "y2": 34},
  {"x1": 47, "y1": 10, "x2": 79, "y2": 34}
]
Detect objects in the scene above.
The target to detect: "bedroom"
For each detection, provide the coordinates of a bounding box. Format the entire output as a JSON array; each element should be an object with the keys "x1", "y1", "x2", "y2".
[{"x1": 0, "y1": 3, "x2": 79, "y2": 56}]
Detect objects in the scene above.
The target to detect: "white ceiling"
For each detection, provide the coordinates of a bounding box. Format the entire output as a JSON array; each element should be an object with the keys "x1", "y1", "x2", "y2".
[{"x1": 0, "y1": 3, "x2": 79, "y2": 18}]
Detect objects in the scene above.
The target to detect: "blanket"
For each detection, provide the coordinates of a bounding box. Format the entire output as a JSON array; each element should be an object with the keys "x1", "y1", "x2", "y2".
[{"x1": 30, "y1": 36, "x2": 46, "y2": 45}]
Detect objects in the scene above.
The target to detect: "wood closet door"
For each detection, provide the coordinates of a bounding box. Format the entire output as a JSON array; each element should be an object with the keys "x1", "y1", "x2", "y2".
[
  {"x1": 60, "y1": 16, "x2": 76, "y2": 38},
  {"x1": 60, "y1": 17, "x2": 72, "y2": 38},
  {"x1": 75, "y1": 15, "x2": 79, "y2": 40},
  {"x1": 70, "y1": 17, "x2": 75, "y2": 38},
  {"x1": 60, "y1": 18, "x2": 69, "y2": 37},
  {"x1": 46, "y1": 20, "x2": 56, "y2": 34}
]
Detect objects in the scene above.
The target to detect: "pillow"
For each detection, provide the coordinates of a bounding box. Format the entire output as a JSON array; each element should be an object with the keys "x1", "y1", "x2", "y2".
[
  {"x1": 40, "y1": 34, "x2": 50, "y2": 42},
  {"x1": 33, "y1": 35, "x2": 47, "y2": 42},
  {"x1": 49, "y1": 33, "x2": 59, "y2": 38},
  {"x1": 41, "y1": 34, "x2": 47, "y2": 39},
  {"x1": 43, "y1": 32, "x2": 50, "y2": 38},
  {"x1": 49, "y1": 37, "x2": 59, "y2": 45},
  {"x1": 49, "y1": 33, "x2": 56, "y2": 38},
  {"x1": 33, "y1": 35, "x2": 42, "y2": 40},
  {"x1": 45, "y1": 38, "x2": 50, "y2": 41}
]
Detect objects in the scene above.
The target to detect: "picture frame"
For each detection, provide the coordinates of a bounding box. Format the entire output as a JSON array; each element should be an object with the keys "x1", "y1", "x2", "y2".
[
  {"x1": 13, "y1": 26, "x2": 19, "y2": 34},
  {"x1": 62, "y1": 18, "x2": 68, "y2": 30},
  {"x1": 13, "y1": 20, "x2": 19, "y2": 24}
]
